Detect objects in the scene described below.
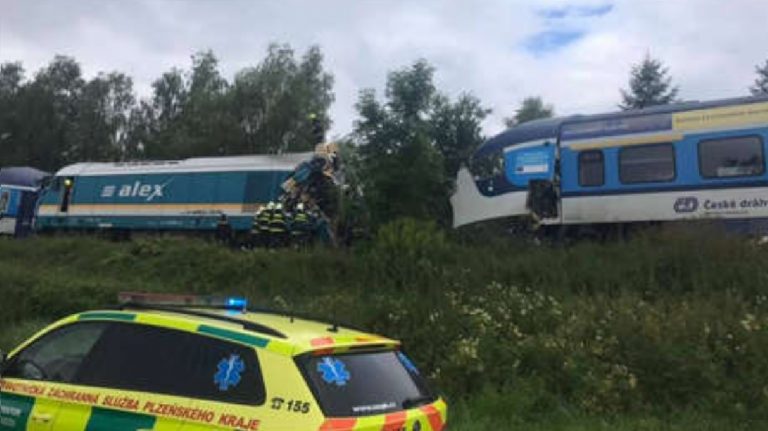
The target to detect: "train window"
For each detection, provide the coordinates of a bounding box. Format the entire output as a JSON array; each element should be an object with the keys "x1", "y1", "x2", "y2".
[
  {"x1": 50, "y1": 177, "x2": 62, "y2": 192},
  {"x1": 578, "y1": 150, "x2": 604, "y2": 187},
  {"x1": 698, "y1": 135, "x2": 764, "y2": 178},
  {"x1": 619, "y1": 144, "x2": 675, "y2": 184},
  {"x1": 470, "y1": 150, "x2": 504, "y2": 181}
]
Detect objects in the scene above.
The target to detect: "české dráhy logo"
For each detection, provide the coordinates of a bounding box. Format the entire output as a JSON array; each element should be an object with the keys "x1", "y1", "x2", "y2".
[{"x1": 673, "y1": 196, "x2": 699, "y2": 213}]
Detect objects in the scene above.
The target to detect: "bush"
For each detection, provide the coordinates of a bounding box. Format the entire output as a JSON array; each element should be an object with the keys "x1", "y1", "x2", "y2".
[{"x1": 0, "y1": 228, "x2": 767, "y2": 418}]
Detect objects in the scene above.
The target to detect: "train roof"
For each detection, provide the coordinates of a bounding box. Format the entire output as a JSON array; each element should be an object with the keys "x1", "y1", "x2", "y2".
[
  {"x1": 475, "y1": 116, "x2": 573, "y2": 157},
  {"x1": 55, "y1": 152, "x2": 313, "y2": 177},
  {"x1": 0, "y1": 166, "x2": 50, "y2": 187},
  {"x1": 475, "y1": 94, "x2": 768, "y2": 156}
]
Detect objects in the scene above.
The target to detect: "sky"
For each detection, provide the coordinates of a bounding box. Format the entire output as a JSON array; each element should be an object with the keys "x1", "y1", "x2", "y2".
[{"x1": 1, "y1": 0, "x2": 766, "y2": 138}]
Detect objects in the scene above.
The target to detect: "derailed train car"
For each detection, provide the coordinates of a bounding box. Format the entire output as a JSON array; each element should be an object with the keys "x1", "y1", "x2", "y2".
[
  {"x1": 0, "y1": 167, "x2": 49, "y2": 237},
  {"x1": 36, "y1": 153, "x2": 310, "y2": 236},
  {"x1": 452, "y1": 94, "x2": 768, "y2": 234}
]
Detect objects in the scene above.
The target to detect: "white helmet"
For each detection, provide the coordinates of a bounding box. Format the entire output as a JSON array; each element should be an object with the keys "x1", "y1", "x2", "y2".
[
  {"x1": 297, "y1": 202, "x2": 305, "y2": 211},
  {"x1": 266, "y1": 201, "x2": 275, "y2": 210},
  {"x1": 276, "y1": 203, "x2": 283, "y2": 210}
]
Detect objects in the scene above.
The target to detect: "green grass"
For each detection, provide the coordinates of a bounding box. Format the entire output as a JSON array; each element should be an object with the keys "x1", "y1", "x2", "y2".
[
  {"x1": 0, "y1": 317, "x2": 762, "y2": 431},
  {"x1": 449, "y1": 411, "x2": 766, "y2": 431},
  {"x1": 1, "y1": 224, "x2": 767, "y2": 427},
  {"x1": 446, "y1": 388, "x2": 768, "y2": 430}
]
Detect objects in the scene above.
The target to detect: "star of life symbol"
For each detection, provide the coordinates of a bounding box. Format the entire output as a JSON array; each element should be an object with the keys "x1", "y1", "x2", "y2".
[
  {"x1": 317, "y1": 357, "x2": 351, "y2": 386},
  {"x1": 214, "y1": 354, "x2": 245, "y2": 391}
]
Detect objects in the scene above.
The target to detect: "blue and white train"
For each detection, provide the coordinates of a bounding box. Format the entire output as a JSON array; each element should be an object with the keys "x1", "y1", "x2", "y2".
[
  {"x1": 36, "y1": 153, "x2": 310, "y2": 235},
  {"x1": 451, "y1": 95, "x2": 768, "y2": 234},
  {"x1": 0, "y1": 167, "x2": 49, "y2": 237}
]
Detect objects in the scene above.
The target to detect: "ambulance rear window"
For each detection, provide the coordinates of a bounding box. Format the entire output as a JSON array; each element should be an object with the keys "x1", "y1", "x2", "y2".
[
  {"x1": 76, "y1": 322, "x2": 265, "y2": 405},
  {"x1": 299, "y1": 350, "x2": 434, "y2": 417}
]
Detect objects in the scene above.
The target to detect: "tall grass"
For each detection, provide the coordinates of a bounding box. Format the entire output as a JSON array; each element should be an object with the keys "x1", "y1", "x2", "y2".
[{"x1": 0, "y1": 222, "x2": 767, "y2": 422}]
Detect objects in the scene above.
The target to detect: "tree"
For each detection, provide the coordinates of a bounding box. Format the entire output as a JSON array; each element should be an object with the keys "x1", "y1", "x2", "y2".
[
  {"x1": 70, "y1": 72, "x2": 135, "y2": 161},
  {"x1": 1, "y1": 57, "x2": 138, "y2": 170},
  {"x1": 354, "y1": 60, "x2": 489, "y2": 226},
  {"x1": 431, "y1": 93, "x2": 490, "y2": 179},
  {"x1": 138, "y1": 68, "x2": 189, "y2": 159},
  {"x1": 17, "y1": 55, "x2": 85, "y2": 171},
  {"x1": 504, "y1": 96, "x2": 554, "y2": 128},
  {"x1": 137, "y1": 51, "x2": 240, "y2": 159},
  {"x1": 0, "y1": 62, "x2": 24, "y2": 97},
  {"x1": 232, "y1": 44, "x2": 334, "y2": 154},
  {"x1": 619, "y1": 55, "x2": 679, "y2": 110},
  {"x1": 1, "y1": 45, "x2": 334, "y2": 170},
  {"x1": 751, "y1": 59, "x2": 768, "y2": 96},
  {"x1": 182, "y1": 50, "x2": 239, "y2": 157},
  {"x1": 0, "y1": 63, "x2": 25, "y2": 166}
]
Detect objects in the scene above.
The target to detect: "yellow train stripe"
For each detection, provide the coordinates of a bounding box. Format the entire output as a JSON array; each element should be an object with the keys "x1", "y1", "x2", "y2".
[
  {"x1": 673, "y1": 101, "x2": 768, "y2": 131},
  {"x1": 568, "y1": 132, "x2": 683, "y2": 151}
]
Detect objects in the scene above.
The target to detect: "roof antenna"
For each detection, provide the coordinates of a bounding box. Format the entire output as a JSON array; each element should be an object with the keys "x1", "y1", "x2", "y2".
[{"x1": 328, "y1": 304, "x2": 339, "y2": 333}]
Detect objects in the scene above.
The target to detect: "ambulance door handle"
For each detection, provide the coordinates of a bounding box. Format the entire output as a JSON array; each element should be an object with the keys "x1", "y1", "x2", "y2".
[{"x1": 31, "y1": 413, "x2": 53, "y2": 423}]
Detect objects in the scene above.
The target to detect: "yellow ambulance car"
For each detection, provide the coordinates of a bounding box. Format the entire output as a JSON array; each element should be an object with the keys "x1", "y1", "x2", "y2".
[{"x1": 0, "y1": 293, "x2": 447, "y2": 431}]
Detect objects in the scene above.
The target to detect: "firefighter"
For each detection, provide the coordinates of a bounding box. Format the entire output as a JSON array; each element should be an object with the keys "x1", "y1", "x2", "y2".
[
  {"x1": 253, "y1": 202, "x2": 274, "y2": 248},
  {"x1": 290, "y1": 202, "x2": 311, "y2": 248},
  {"x1": 215, "y1": 213, "x2": 232, "y2": 245},
  {"x1": 268, "y1": 202, "x2": 288, "y2": 248},
  {"x1": 250, "y1": 208, "x2": 261, "y2": 248},
  {"x1": 263, "y1": 203, "x2": 276, "y2": 244}
]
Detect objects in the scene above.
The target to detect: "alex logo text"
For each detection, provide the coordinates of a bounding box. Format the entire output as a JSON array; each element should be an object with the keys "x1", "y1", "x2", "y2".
[{"x1": 100, "y1": 180, "x2": 170, "y2": 202}]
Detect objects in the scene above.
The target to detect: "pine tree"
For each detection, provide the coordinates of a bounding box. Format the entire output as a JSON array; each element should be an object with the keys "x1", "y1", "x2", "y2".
[
  {"x1": 751, "y1": 59, "x2": 768, "y2": 96},
  {"x1": 619, "y1": 55, "x2": 679, "y2": 110}
]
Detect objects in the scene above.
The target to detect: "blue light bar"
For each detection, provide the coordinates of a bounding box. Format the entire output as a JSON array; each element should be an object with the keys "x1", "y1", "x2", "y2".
[
  {"x1": 118, "y1": 292, "x2": 248, "y2": 311},
  {"x1": 226, "y1": 297, "x2": 248, "y2": 310}
]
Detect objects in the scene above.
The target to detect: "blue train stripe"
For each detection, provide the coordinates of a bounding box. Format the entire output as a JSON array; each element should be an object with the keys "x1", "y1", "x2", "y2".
[{"x1": 561, "y1": 180, "x2": 768, "y2": 198}]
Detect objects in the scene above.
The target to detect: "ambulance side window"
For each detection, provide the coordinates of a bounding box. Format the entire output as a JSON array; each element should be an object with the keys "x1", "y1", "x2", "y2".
[
  {"x1": 3, "y1": 322, "x2": 109, "y2": 384},
  {"x1": 75, "y1": 323, "x2": 266, "y2": 405}
]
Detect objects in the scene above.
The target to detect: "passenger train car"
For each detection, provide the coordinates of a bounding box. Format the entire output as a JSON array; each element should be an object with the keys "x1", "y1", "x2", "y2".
[
  {"x1": 452, "y1": 95, "x2": 768, "y2": 234},
  {"x1": 36, "y1": 153, "x2": 310, "y2": 235},
  {"x1": 0, "y1": 167, "x2": 49, "y2": 237}
]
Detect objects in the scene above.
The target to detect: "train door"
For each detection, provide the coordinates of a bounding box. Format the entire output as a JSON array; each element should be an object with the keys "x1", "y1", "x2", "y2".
[
  {"x1": 15, "y1": 190, "x2": 39, "y2": 237},
  {"x1": 60, "y1": 177, "x2": 74, "y2": 213},
  {"x1": 0, "y1": 187, "x2": 14, "y2": 235}
]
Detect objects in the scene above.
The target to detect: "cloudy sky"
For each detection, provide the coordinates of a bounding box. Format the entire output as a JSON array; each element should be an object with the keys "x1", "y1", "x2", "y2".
[{"x1": 1, "y1": 0, "x2": 766, "y2": 137}]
